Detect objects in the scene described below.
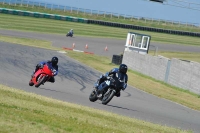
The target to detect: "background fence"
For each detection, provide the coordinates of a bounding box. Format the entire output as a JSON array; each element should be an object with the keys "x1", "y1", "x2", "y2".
[
  {"x1": 122, "y1": 51, "x2": 200, "y2": 95},
  {"x1": 1, "y1": 7, "x2": 200, "y2": 37},
  {"x1": 0, "y1": 0, "x2": 199, "y2": 28},
  {"x1": 0, "y1": 8, "x2": 88, "y2": 23}
]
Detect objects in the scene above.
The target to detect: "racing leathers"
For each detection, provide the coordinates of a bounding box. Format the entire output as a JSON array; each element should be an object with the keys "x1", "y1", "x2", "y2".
[
  {"x1": 32, "y1": 61, "x2": 58, "y2": 83},
  {"x1": 95, "y1": 68, "x2": 128, "y2": 97},
  {"x1": 69, "y1": 30, "x2": 73, "y2": 36}
]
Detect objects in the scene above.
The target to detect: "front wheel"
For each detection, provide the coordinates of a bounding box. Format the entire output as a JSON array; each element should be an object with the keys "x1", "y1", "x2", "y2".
[
  {"x1": 35, "y1": 76, "x2": 46, "y2": 88},
  {"x1": 102, "y1": 89, "x2": 115, "y2": 105},
  {"x1": 89, "y1": 89, "x2": 98, "y2": 102},
  {"x1": 29, "y1": 80, "x2": 34, "y2": 86}
]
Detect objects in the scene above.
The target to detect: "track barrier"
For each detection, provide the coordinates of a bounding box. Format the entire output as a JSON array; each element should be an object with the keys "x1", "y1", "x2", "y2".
[
  {"x1": 0, "y1": 8, "x2": 199, "y2": 37},
  {"x1": 63, "y1": 47, "x2": 73, "y2": 50}
]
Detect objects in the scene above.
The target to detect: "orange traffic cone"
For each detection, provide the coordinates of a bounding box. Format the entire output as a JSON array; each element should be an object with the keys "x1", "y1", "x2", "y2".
[
  {"x1": 72, "y1": 43, "x2": 75, "y2": 48},
  {"x1": 104, "y1": 46, "x2": 108, "y2": 51},
  {"x1": 85, "y1": 44, "x2": 88, "y2": 49}
]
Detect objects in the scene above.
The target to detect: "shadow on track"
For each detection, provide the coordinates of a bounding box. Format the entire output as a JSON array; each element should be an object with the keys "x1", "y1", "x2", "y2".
[
  {"x1": 96, "y1": 103, "x2": 138, "y2": 112},
  {"x1": 39, "y1": 87, "x2": 70, "y2": 94}
]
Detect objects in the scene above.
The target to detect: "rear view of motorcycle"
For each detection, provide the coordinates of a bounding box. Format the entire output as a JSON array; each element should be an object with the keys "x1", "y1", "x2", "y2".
[
  {"x1": 66, "y1": 29, "x2": 73, "y2": 37},
  {"x1": 66, "y1": 32, "x2": 73, "y2": 37},
  {"x1": 89, "y1": 76, "x2": 125, "y2": 105}
]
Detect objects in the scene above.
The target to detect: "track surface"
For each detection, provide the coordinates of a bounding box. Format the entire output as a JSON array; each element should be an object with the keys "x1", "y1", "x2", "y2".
[
  {"x1": 0, "y1": 30, "x2": 200, "y2": 132},
  {"x1": 0, "y1": 29, "x2": 200, "y2": 58}
]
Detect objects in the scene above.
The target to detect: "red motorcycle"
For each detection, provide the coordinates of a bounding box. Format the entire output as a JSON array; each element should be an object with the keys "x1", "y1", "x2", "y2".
[{"x1": 29, "y1": 63, "x2": 54, "y2": 88}]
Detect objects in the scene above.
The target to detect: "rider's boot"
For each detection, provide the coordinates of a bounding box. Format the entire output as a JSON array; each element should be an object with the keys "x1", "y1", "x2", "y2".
[{"x1": 115, "y1": 92, "x2": 121, "y2": 97}]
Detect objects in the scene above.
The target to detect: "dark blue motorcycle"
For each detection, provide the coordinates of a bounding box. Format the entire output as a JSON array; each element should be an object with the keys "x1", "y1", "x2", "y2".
[
  {"x1": 66, "y1": 32, "x2": 73, "y2": 37},
  {"x1": 89, "y1": 76, "x2": 125, "y2": 105}
]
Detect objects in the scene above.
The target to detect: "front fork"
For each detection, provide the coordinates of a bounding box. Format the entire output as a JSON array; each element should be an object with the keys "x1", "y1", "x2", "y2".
[
  {"x1": 97, "y1": 81, "x2": 110, "y2": 94},
  {"x1": 104, "y1": 89, "x2": 116, "y2": 96},
  {"x1": 37, "y1": 75, "x2": 48, "y2": 84},
  {"x1": 94, "y1": 75, "x2": 106, "y2": 88}
]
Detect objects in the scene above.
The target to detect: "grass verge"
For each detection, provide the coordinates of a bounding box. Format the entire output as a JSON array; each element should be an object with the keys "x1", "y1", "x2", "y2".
[
  {"x1": 0, "y1": 35, "x2": 53, "y2": 49},
  {"x1": 0, "y1": 3, "x2": 200, "y2": 33},
  {"x1": 0, "y1": 13, "x2": 200, "y2": 46},
  {"x1": 1, "y1": 35, "x2": 200, "y2": 112},
  {"x1": 148, "y1": 51, "x2": 200, "y2": 63},
  {"x1": 0, "y1": 84, "x2": 192, "y2": 133}
]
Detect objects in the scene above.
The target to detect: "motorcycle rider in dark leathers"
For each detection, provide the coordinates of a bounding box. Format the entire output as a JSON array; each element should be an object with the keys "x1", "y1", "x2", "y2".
[
  {"x1": 94, "y1": 64, "x2": 128, "y2": 97},
  {"x1": 68, "y1": 29, "x2": 73, "y2": 36},
  {"x1": 31, "y1": 57, "x2": 59, "y2": 83}
]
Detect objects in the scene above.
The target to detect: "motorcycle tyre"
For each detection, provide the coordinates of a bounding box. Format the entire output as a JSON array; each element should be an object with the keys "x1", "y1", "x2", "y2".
[
  {"x1": 102, "y1": 90, "x2": 115, "y2": 105},
  {"x1": 66, "y1": 34, "x2": 73, "y2": 37},
  {"x1": 29, "y1": 80, "x2": 34, "y2": 86},
  {"x1": 89, "y1": 89, "x2": 98, "y2": 102},
  {"x1": 35, "y1": 76, "x2": 46, "y2": 88}
]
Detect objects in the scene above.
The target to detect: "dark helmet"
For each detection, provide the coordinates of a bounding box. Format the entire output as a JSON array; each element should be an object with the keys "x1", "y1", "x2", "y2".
[
  {"x1": 119, "y1": 64, "x2": 128, "y2": 74},
  {"x1": 51, "y1": 56, "x2": 58, "y2": 66}
]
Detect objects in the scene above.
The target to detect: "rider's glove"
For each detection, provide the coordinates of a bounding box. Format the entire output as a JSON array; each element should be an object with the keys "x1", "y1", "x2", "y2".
[
  {"x1": 52, "y1": 69, "x2": 57, "y2": 76},
  {"x1": 39, "y1": 64, "x2": 44, "y2": 68},
  {"x1": 106, "y1": 76, "x2": 111, "y2": 80},
  {"x1": 101, "y1": 72, "x2": 109, "y2": 80},
  {"x1": 122, "y1": 83, "x2": 127, "y2": 91},
  {"x1": 104, "y1": 72, "x2": 109, "y2": 77}
]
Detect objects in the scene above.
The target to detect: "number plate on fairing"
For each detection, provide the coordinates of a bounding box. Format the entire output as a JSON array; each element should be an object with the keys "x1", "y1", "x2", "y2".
[{"x1": 105, "y1": 80, "x2": 110, "y2": 85}]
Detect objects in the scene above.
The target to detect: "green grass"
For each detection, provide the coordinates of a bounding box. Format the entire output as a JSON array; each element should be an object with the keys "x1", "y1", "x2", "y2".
[
  {"x1": 148, "y1": 51, "x2": 200, "y2": 63},
  {"x1": 0, "y1": 34, "x2": 199, "y2": 63},
  {"x1": 0, "y1": 84, "x2": 192, "y2": 133},
  {"x1": 1, "y1": 35, "x2": 200, "y2": 112},
  {"x1": 0, "y1": 3, "x2": 200, "y2": 33},
  {"x1": 0, "y1": 13, "x2": 200, "y2": 47},
  {"x1": 0, "y1": 5, "x2": 199, "y2": 132},
  {"x1": 0, "y1": 35, "x2": 53, "y2": 48}
]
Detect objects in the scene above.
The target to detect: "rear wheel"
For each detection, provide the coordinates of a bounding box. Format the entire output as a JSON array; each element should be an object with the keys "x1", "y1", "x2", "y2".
[
  {"x1": 102, "y1": 89, "x2": 115, "y2": 105},
  {"x1": 89, "y1": 89, "x2": 98, "y2": 102},
  {"x1": 35, "y1": 76, "x2": 46, "y2": 88}
]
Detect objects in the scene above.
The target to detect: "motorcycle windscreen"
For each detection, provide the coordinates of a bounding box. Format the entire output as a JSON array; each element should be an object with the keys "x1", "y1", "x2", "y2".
[
  {"x1": 46, "y1": 63, "x2": 54, "y2": 70},
  {"x1": 44, "y1": 63, "x2": 54, "y2": 76}
]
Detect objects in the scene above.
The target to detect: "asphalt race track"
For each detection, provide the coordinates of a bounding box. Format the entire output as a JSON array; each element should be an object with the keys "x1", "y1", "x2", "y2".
[
  {"x1": 0, "y1": 30, "x2": 200, "y2": 132},
  {"x1": 1, "y1": 29, "x2": 200, "y2": 58}
]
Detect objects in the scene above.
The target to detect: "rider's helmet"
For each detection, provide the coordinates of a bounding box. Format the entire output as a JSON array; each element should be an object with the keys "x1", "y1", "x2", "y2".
[
  {"x1": 119, "y1": 64, "x2": 128, "y2": 74},
  {"x1": 51, "y1": 56, "x2": 58, "y2": 66},
  {"x1": 71, "y1": 29, "x2": 73, "y2": 31}
]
